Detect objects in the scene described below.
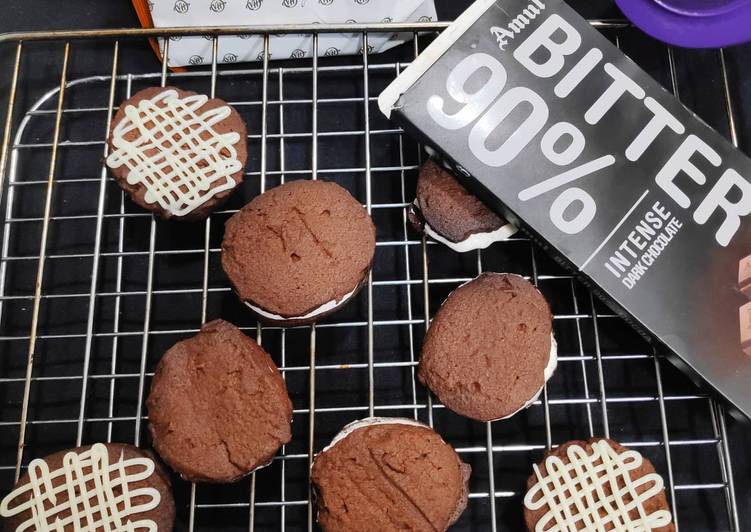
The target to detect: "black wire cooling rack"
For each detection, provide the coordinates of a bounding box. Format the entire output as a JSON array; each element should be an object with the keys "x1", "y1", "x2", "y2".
[{"x1": 0, "y1": 17, "x2": 747, "y2": 531}]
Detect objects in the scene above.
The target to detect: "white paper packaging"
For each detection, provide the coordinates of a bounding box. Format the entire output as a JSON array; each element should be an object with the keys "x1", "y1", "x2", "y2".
[{"x1": 148, "y1": 0, "x2": 438, "y2": 67}]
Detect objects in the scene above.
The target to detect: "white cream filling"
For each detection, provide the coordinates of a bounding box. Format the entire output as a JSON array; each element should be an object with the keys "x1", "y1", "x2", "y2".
[
  {"x1": 423, "y1": 219, "x2": 519, "y2": 253},
  {"x1": 313, "y1": 416, "x2": 469, "y2": 525},
  {"x1": 435, "y1": 273, "x2": 558, "y2": 422},
  {"x1": 245, "y1": 283, "x2": 359, "y2": 322},
  {"x1": 490, "y1": 333, "x2": 558, "y2": 422},
  {"x1": 322, "y1": 417, "x2": 430, "y2": 453},
  {"x1": 414, "y1": 200, "x2": 518, "y2": 253}
]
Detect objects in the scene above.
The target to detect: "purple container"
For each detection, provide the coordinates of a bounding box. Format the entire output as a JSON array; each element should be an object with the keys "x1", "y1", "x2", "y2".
[{"x1": 616, "y1": 0, "x2": 751, "y2": 48}]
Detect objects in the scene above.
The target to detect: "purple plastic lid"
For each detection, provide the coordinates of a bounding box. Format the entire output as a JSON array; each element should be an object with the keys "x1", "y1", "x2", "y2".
[{"x1": 616, "y1": 0, "x2": 751, "y2": 48}]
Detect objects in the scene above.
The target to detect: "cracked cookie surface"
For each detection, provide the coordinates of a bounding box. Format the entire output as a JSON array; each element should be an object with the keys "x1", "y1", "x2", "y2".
[
  {"x1": 146, "y1": 319, "x2": 292, "y2": 483},
  {"x1": 221, "y1": 179, "x2": 376, "y2": 325},
  {"x1": 410, "y1": 159, "x2": 509, "y2": 243},
  {"x1": 418, "y1": 273, "x2": 554, "y2": 422},
  {"x1": 311, "y1": 419, "x2": 470, "y2": 532}
]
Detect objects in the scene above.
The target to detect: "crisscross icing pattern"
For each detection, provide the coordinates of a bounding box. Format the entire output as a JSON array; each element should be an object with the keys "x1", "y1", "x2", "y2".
[
  {"x1": 0, "y1": 443, "x2": 161, "y2": 532},
  {"x1": 524, "y1": 440, "x2": 672, "y2": 531},
  {"x1": 107, "y1": 89, "x2": 242, "y2": 217}
]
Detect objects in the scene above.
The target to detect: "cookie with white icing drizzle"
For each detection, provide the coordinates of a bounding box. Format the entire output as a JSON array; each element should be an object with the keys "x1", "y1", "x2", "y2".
[
  {"x1": 107, "y1": 86, "x2": 247, "y2": 221},
  {"x1": 524, "y1": 438, "x2": 674, "y2": 532},
  {"x1": 0, "y1": 443, "x2": 175, "y2": 532}
]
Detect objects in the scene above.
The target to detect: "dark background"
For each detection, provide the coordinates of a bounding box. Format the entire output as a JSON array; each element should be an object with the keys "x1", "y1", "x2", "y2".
[{"x1": 0, "y1": 1, "x2": 749, "y2": 530}]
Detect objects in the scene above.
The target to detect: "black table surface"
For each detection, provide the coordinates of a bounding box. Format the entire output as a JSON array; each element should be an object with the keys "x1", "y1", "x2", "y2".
[{"x1": 0, "y1": 0, "x2": 749, "y2": 529}]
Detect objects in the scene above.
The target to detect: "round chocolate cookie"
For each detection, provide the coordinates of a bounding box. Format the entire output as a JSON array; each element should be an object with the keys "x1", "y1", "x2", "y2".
[
  {"x1": 418, "y1": 273, "x2": 556, "y2": 422},
  {"x1": 106, "y1": 86, "x2": 247, "y2": 221},
  {"x1": 311, "y1": 418, "x2": 470, "y2": 532},
  {"x1": 409, "y1": 159, "x2": 517, "y2": 252},
  {"x1": 221, "y1": 179, "x2": 376, "y2": 326},
  {"x1": 524, "y1": 438, "x2": 674, "y2": 532},
  {"x1": 0, "y1": 443, "x2": 175, "y2": 531},
  {"x1": 147, "y1": 319, "x2": 292, "y2": 483}
]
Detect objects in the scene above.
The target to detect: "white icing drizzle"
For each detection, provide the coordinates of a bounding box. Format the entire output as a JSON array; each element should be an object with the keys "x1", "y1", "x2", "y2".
[
  {"x1": 524, "y1": 439, "x2": 673, "y2": 532},
  {"x1": 0, "y1": 443, "x2": 162, "y2": 532},
  {"x1": 106, "y1": 89, "x2": 242, "y2": 217}
]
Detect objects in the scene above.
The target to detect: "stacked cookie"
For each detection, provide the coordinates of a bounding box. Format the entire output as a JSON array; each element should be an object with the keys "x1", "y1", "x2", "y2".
[
  {"x1": 409, "y1": 159, "x2": 517, "y2": 252},
  {"x1": 222, "y1": 179, "x2": 376, "y2": 326},
  {"x1": 0, "y1": 87, "x2": 675, "y2": 532}
]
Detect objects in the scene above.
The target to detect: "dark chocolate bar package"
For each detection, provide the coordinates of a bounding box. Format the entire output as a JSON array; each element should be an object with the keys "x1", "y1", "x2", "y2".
[{"x1": 379, "y1": 0, "x2": 751, "y2": 417}]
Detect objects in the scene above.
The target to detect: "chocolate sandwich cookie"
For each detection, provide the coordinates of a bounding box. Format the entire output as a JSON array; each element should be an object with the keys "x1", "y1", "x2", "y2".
[
  {"x1": 0, "y1": 443, "x2": 175, "y2": 531},
  {"x1": 311, "y1": 417, "x2": 470, "y2": 532},
  {"x1": 147, "y1": 319, "x2": 292, "y2": 483},
  {"x1": 418, "y1": 273, "x2": 556, "y2": 422},
  {"x1": 222, "y1": 179, "x2": 376, "y2": 326},
  {"x1": 107, "y1": 86, "x2": 247, "y2": 221},
  {"x1": 524, "y1": 438, "x2": 674, "y2": 532},
  {"x1": 409, "y1": 159, "x2": 517, "y2": 252}
]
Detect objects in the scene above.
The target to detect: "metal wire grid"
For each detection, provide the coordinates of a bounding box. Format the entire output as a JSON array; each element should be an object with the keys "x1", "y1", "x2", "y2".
[{"x1": 0, "y1": 19, "x2": 744, "y2": 531}]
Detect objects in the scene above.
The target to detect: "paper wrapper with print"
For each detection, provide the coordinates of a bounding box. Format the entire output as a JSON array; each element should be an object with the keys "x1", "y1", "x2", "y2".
[{"x1": 139, "y1": 0, "x2": 437, "y2": 67}]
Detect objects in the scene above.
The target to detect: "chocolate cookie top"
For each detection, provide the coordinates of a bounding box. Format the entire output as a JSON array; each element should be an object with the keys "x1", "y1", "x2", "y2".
[
  {"x1": 221, "y1": 180, "x2": 376, "y2": 324},
  {"x1": 409, "y1": 160, "x2": 516, "y2": 252},
  {"x1": 0, "y1": 443, "x2": 175, "y2": 532},
  {"x1": 147, "y1": 319, "x2": 292, "y2": 483},
  {"x1": 418, "y1": 273, "x2": 556, "y2": 422},
  {"x1": 311, "y1": 418, "x2": 470, "y2": 532},
  {"x1": 107, "y1": 86, "x2": 247, "y2": 221},
  {"x1": 524, "y1": 438, "x2": 674, "y2": 532}
]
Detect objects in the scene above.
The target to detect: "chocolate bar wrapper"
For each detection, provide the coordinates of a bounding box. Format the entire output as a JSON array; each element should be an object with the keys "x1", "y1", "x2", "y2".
[
  {"x1": 379, "y1": 0, "x2": 751, "y2": 417},
  {"x1": 148, "y1": 0, "x2": 437, "y2": 66}
]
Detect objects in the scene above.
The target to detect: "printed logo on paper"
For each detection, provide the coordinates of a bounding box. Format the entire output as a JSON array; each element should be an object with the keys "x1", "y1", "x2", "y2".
[
  {"x1": 210, "y1": 0, "x2": 227, "y2": 12},
  {"x1": 290, "y1": 49, "x2": 306, "y2": 59},
  {"x1": 324, "y1": 47, "x2": 340, "y2": 57},
  {"x1": 223, "y1": 52, "x2": 239, "y2": 63},
  {"x1": 188, "y1": 55, "x2": 204, "y2": 65},
  {"x1": 319, "y1": 0, "x2": 334, "y2": 5},
  {"x1": 246, "y1": 0, "x2": 263, "y2": 10},
  {"x1": 282, "y1": 0, "x2": 298, "y2": 7},
  {"x1": 173, "y1": 0, "x2": 190, "y2": 14},
  {"x1": 490, "y1": 0, "x2": 546, "y2": 51}
]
